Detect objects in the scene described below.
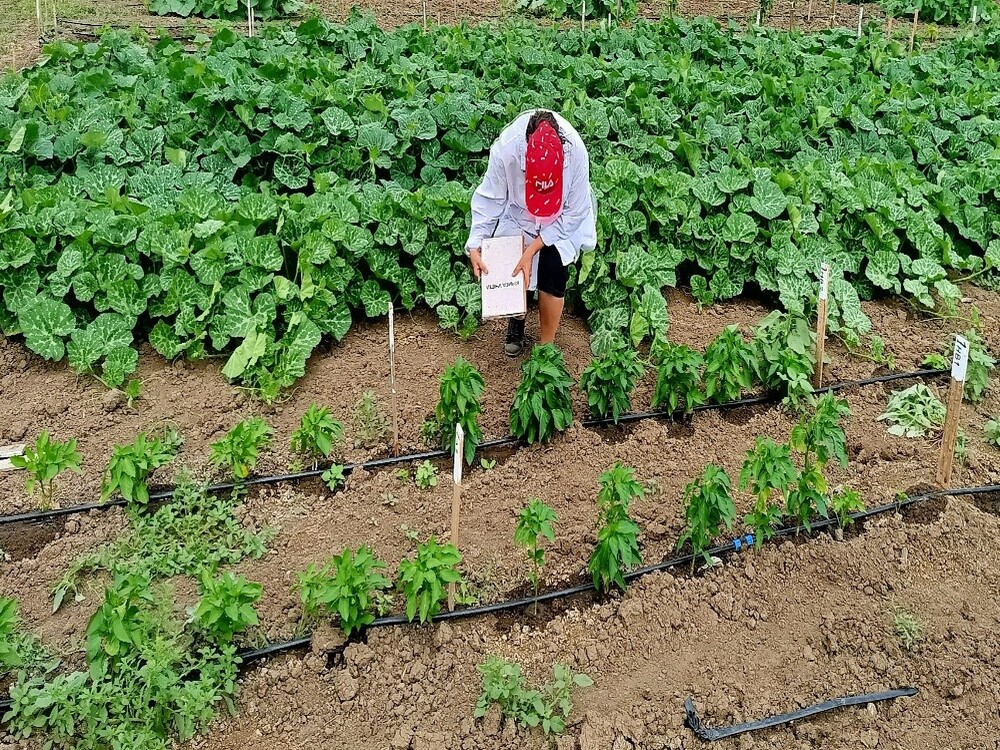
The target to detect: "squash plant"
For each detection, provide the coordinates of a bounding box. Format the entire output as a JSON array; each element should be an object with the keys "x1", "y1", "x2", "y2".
[
  {"x1": 436, "y1": 357, "x2": 486, "y2": 464},
  {"x1": 579, "y1": 345, "x2": 644, "y2": 423},
  {"x1": 510, "y1": 344, "x2": 574, "y2": 444}
]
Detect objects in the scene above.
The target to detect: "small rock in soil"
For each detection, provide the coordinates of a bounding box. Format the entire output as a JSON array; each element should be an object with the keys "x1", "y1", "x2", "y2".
[{"x1": 101, "y1": 389, "x2": 125, "y2": 413}]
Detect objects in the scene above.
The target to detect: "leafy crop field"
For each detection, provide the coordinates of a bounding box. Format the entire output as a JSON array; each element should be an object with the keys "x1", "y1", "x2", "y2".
[
  {"x1": 2, "y1": 18, "x2": 1000, "y2": 398},
  {"x1": 1, "y1": 11, "x2": 1000, "y2": 750}
]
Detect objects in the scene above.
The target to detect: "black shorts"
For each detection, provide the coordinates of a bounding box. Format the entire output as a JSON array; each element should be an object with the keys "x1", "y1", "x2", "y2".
[{"x1": 537, "y1": 245, "x2": 568, "y2": 299}]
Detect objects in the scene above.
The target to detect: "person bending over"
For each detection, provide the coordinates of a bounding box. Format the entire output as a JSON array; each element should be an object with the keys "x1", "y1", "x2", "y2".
[{"x1": 466, "y1": 110, "x2": 597, "y2": 357}]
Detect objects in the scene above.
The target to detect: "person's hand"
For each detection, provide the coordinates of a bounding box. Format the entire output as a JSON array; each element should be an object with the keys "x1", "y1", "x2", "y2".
[
  {"x1": 512, "y1": 251, "x2": 533, "y2": 284},
  {"x1": 470, "y1": 248, "x2": 489, "y2": 280}
]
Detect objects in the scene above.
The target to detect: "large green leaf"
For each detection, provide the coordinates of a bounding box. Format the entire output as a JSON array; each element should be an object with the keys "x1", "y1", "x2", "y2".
[{"x1": 17, "y1": 298, "x2": 77, "y2": 361}]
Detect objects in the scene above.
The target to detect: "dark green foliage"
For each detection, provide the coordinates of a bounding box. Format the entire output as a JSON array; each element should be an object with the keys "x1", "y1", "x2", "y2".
[
  {"x1": 651, "y1": 340, "x2": 705, "y2": 415},
  {"x1": 740, "y1": 437, "x2": 797, "y2": 547},
  {"x1": 147, "y1": 0, "x2": 300, "y2": 20},
  {"x1": 474, "y1": 657, "x2": 593, "y2": 736},
  {"x1": 579, "y1": 346, "x2": 644, "y2": 422},
  {"x1": 397, "y1": 537, "x2": 463, "y2": 623},
  {"x1": 291, "y1": 404, "x2": 344, "y2": 462},
  {"x1": 588, "y1": 464, "x2": 643, "y2": 592},
  {"x1": 192, "y1": 571, "x2": 262, "y2": 645},
  {"x1": 752, "y1": 311, "x2": 815, "y2": 410},
  {"x1": 678, "y1": 464, "x2": 737, "y2": 566},
  {"x1": 436, "y1": 357, "x2": 486, "y2": 464},
  {"x1": 510, "y1": 344, "x2": 574, "y2": 444},
  {"x1": 209, "y1": 417, "x2": 273, "y2": 480},
  {"x1": 295, "y1": 546, "x2": 391, "y2": 635},
  {"x1": 4, "y1": 18, "x2": 1000, "y2": 399},
  {"x1": 703, "y1": 326, "x2": 756, "y2": 404},
  {"x1": 102, "y1": 429, "x2": 182, "y2": 506}
]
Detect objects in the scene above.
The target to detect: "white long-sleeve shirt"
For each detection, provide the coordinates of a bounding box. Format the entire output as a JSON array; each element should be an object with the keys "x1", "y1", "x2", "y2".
[{"x1": 465, "y1": 111, "x2": 597, "y2": 267}]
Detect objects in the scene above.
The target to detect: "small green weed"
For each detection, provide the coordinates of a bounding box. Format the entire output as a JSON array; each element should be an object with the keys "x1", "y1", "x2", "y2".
[
  {"x1": 891, "y1": 606, "x2": 924, "y2": 652},
  {"x1": 474, "y1": 657, "x2": 592, "y2": 736},
  {"x1": 414, "y1": 460, "x2": 438, "y2": 490},
  {"x1": 11, "y1": 431, "x2": 82, "y2": 510},
  {"x1": 352, "y1": 390, "x2": 388, "y2": 449}
]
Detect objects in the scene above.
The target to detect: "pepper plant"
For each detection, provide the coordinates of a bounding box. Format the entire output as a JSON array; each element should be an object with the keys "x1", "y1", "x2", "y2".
[
  {"x1": 588, "y1": 464, "x2": 643, "y2": 592},
  {"x1": 740, "y1": 437, "x2": 797, "y2": 547},
  {"x1": 209, "y1": 417, "x2": 273, "y2": 480},
  {"x1": 11, "y1": 432, "x2": 82, "y2": 510},
  {"x1": 751, "y1": 311, "x2": 815, "y2": 410},
  {"x1": 397, "y1": 537, "x2": 463, "y2": 623},
  {"x1": 650, "y1": 340, "x2": 705, "y2": 415},
  {"x1": 678, "y1": 464, "x2": 737, "y2": 568},
  {"x1": 294, "y1": 546, "x2": 390, "y2": 636},
  {"x1": 514, "y1": 498, "x2": 557, "y2": 612},
  {"x1": 0, "y1": 597, "x2": 24, "y2": 669},
  {"x1": 703, "y1": 326, "x2": 756, "y2": 404},
  {"x1": 85, "y1": 571, "x2": 154, "y2": 677},
  {"x1": 101, "y1": 429, "x2": 183, "y2": 506},
  {"x1": 290, "y1": 404, "x2": 344, "y2": 464},
  {"x1": 192, "y1": 571, "x2": 262, "y2": 645},
  {"x1": 436, "y1": 357, "x2": 486, "y2": 464},
  {"x1": 510, "y1": 344, "x2": 574, "y2": 444},
  {"x1": 578, "y1": 345, "x2": 644, "y2": 422},
  {"x1": 830, "y1": 487, "x2": 866, "y2": 528}
]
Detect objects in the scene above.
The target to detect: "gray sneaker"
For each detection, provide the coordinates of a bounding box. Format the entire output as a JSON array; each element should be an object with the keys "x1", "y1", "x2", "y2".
[{"x1": 504, "y1": 317, "x2": 526, "y2": 358}]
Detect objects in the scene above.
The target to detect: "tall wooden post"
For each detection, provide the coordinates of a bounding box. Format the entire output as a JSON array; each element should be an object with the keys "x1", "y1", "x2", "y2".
[
  {"x1": 814, "y1": 263, "x2": 830, "y2": 390},
  {"x1": 448, "y1": 424, "x2": 465, "y2": 612},
  {"x1": 935, "y1": 335, "x2": 968, "y2": 488},
  {"x1": 909, "y1": 9, "x2": 918, "y2": 52}
]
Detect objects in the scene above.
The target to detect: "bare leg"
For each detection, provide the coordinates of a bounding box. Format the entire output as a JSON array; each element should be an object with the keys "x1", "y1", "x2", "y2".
[{"x1": 538, "y1": 291, "x2": 564, "y2": 344}]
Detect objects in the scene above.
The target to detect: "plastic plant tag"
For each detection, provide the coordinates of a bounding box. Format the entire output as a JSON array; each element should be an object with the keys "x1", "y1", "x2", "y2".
[
  {"x1": 819, "y1": 263, "x2": 830, "y2": 301},
  {"x1": 951, "y1": 335, "x2": 969, "y2": 382},
  {"x1": 453, "y1": 424, "x2": 464, "y2": 484}
]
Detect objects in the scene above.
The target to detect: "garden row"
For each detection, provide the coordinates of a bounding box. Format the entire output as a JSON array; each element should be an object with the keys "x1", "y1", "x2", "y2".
[
  {"x1": 1, "y1": 390, "x2": 863, "y2": 747},
  {"x1": 7, "y1": 311, "x2": 993, "y2": 518},
  {"x1": 3, "y1": 18, "x2": 1000, "y2": 398}
]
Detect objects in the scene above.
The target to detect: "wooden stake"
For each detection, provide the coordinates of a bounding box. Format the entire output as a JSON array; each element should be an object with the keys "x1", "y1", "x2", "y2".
[
  {"x1": 935, "y1": 335, "x2": 969, "y2": 488},
  {"x1": 857, "y1": 5, "x2": 863, "y2": 36},
  {"x1": 887, "y1": 15, "x2": 894, "y2": 35},
  {"x1": 807, "y1": 0, "x2": 813, "y2": 21},
  {"x1": 246, "y1": 0, "x2": 253, "y2": 37},
  {"x1": 616, "y1": 0, "x2": 621, "y2": 21},
  {"x1": 829, "y1": 0, "x2": 836, "y2": 28},
  {"x1": 388, "y1": 304, "x2": 400, "y2": 457},
  {"x1": 756, "y1": 8, "x2": 761, "y2": 25},
  {"x1": 789, "y1": 0, "x2": 796, "y2": 30},
  {"x1": 423, "y1": 0, "x2": 427, "y2": 31},
  {"x1": 909, "y1": 9, "x2": 918, "y2": 52},
  {"x1": 447, "y1": 423, "x2": 465, "y2": 612},
  {"x1": 36, "y1": 0, "x2": 42, "y2": 39},
  {"x1": 813, "y1": 263, "x2": 830, "y2": 390}
]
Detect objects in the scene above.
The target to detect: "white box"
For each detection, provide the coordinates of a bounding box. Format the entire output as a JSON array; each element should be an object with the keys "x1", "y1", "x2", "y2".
[{"x1": 480, "y1": 235, "x2": 527, "y2": 319}]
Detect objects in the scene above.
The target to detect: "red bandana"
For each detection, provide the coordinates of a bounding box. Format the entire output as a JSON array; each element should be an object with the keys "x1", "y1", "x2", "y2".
[{"x1": 525, "y1": 120, "x2": 564, "y2": 219}]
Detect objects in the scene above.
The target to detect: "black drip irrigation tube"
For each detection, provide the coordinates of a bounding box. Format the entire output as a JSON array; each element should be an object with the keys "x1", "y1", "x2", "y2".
[
  {"x1": 0, "y1": 484, "x2": 995, "y2": 719},
  {"x1": 684, "y1": 687, "x2": 919, "y2": 741},
  {"x1": 236, "y1": 482, "x2": 1000, "y2": 665},
  {"x1": 0, "y1": 368, "x2": 948, "y2": 530}
]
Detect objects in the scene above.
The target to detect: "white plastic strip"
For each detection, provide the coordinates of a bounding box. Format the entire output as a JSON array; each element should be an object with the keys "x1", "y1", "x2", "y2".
[
  {"x1": 819, "y1": 263, "x2": 830, "y2": 301},
  {"x1": 453, "y1": 424, "x2": 465, "y2": 484},
  {"x1": 952, "y1": 335, "x2": 969, "y2": 383}
]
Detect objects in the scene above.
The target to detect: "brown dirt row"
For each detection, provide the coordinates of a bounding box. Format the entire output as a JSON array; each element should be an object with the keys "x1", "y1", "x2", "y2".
[
  {"x1": 0, "y1": 300, "x2": 996, "y2": 748},
  {"x1": 2, "y1": 286, "x2": 997, "y2": 520}
]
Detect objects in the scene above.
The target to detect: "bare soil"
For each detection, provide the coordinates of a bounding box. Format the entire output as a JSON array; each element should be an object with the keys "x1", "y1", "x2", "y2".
[{"x1": 1, "y1": 285, "x2": 999, "y2": 749}]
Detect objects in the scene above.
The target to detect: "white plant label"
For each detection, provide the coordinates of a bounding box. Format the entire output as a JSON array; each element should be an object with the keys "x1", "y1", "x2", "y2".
[
  {"x1": 388, "y1": 304, "x2": 395, "y2": 355},
  {"x1": 951, "y1": 335, "x2": 969, "y2": 383},
  {"x1": 819, "y1": 263, "x2": 830, "y2": 301},
  {"x1": 453, "y1": 424, "x2": 465, "y2": 484}
]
